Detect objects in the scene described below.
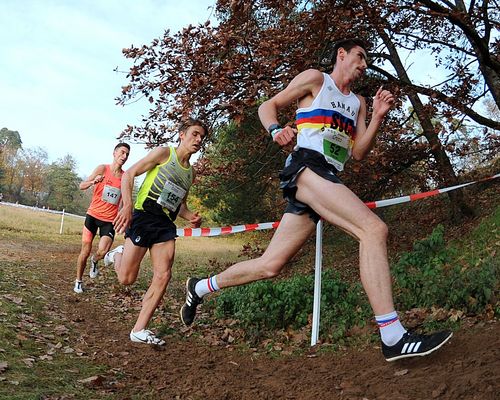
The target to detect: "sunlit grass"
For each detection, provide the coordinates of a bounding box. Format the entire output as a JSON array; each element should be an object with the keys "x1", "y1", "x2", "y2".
[
  {"x1": 0, "y1": 204, "x2": 83, "y2": 244},
  {"x1": 0, "y1": 203, "x2": 252, "y2": 291}
]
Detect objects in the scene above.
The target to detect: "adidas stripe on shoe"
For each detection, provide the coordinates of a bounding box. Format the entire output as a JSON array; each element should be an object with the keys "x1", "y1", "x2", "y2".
[{"x1": 382, "y1": 331, "x2": 453, "y2": 362}]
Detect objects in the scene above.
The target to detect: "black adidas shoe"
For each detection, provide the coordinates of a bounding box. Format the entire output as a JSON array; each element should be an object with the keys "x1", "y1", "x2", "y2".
[
  {"x1": 382, "y1": 331, "x2": 453, "y2": 362},
  {"x1": 180, "y1": 277, "x2": 203, "y2": 326}
]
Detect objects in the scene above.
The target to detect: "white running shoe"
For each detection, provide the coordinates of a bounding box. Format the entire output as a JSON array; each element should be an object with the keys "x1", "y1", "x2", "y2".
[
  {"x1": 130, "y1": 329, "x2": 165, "y2": 346},
  {"x1": 104, "y1": 245, "x2": 124, "y2": 267},
  {"x1": 73, "y1": 280, "x2": 83, "y2": 294},
  {"x1": 89, "y1": 256, "x2": 99, "y2": 278}
]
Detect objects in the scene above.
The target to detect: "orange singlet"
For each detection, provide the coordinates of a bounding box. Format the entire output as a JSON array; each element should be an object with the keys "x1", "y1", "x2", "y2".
[{"x1": 87, "y1": 165, "x2": 123, "y2": 222}]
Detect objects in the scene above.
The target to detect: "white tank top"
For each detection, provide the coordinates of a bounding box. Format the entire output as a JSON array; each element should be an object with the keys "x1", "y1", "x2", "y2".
[{"x1": 295, "y1": 73, "x2": 360, "y2": 171}]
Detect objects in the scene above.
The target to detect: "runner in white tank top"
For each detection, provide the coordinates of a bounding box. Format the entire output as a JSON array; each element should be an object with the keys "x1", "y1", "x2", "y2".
[{"x1": 181, "y1": 38, "x2": 453, "y2": 362}]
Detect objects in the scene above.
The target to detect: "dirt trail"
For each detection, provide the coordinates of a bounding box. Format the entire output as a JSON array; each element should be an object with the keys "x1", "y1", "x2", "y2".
[{"x1": 9, "y1": 239, "x2": 500, "y2": 399}]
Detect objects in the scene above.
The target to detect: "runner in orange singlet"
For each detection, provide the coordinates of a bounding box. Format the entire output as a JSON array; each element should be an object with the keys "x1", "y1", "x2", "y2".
[{"x1": 73, "y1": 143, "x2": 130, "y2": 293}]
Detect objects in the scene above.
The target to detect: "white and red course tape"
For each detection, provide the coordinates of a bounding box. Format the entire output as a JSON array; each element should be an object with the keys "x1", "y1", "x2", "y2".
[
  {"x1": 178, "y1": 221, "x2": 280, "y2": 237},
  {"x1": 176, "y1": 172, "x2": 499, "y2": 237}
]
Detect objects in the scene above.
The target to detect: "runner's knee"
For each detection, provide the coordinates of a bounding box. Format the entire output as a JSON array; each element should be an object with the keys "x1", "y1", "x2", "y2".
[
  {"x1": 79, "y1": 246, "x2": 92, "y2": 258},
  {"x1": 256, "y1": 257, "x2": 285, "y2": 279},
  {"x1": 118, "y1": 272, "x2": 137, "y2": 286},
  {"x1": 152, "y1": 269, "x2": 171, "y2": 288},
  {"x1": 361, "y1": 218, "x2": 388, "y2": 242}
]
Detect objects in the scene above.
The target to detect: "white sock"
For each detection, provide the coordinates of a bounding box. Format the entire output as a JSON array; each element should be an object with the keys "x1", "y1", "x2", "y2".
[
  {"x1": 195, "y1": 275, "x2": 220, "y2": 298},
  {"x1": 375, "y1": 311, "x2": 407, "y2": 346}
]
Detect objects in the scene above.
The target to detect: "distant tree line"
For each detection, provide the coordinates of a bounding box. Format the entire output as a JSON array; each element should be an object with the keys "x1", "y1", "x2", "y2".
[{"x1": 0, "y1": 127, "x2": 90, "y2": 214}]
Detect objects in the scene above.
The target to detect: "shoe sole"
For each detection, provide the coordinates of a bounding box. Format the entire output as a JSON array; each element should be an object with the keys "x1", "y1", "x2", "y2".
[
  {"x1": 104, "y1": 246, "x2": 123, "y2": 267},
  {"x1": 179, "y1": 305, "x2": 191, "y2": 327},
  {"x1": 179, "y1": 278, "x2": 194, "y2": 327},
  {"x1": 385, "y1": 332, "x2": 453, "y2": 362}
]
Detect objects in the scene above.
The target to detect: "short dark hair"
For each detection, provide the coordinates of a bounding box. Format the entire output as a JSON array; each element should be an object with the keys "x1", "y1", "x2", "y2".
[
  {"x1": 331, "y1": 38, "x2": 368, "y2": 66},
  {"x1": 114, "y1": 142, "x2": 130, "y2": 151},
  {"x1": 179, "y1": 117, "x2": 208, "y2": 137}
]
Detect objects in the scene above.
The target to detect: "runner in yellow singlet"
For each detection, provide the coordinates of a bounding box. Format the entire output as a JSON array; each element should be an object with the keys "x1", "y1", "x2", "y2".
[{"x1": 104, "y1": 118, "x2": 206, "y2": 345}]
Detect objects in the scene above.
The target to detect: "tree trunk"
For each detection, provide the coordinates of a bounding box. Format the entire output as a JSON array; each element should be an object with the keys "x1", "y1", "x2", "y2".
[
  {"x1": 379, "y1": 29, "x2": 474, "y2": 221},
  {"x1": 407, "y1": 92, "x2": 475, "y2": 221}
]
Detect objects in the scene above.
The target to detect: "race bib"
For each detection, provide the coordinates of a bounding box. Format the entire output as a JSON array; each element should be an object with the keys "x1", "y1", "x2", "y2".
[
  {"x1": 101, "y1": 185, "x2": 121, "y2": 205},
  {"x1": 322, "y1": 128, "x2": 352, "y2": 171},
  {"x1": 157, "y1": 181, "x2": 187, "y2": 212}
]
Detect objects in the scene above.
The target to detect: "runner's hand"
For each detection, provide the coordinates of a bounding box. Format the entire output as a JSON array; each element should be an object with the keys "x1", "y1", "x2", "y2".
[
  {"x1": 114, "y1": 204, "x2": 132, "y2": 234},
  {"x1": 372, "y1": 86, "x2": 394, "y2": 120},
  {"x1": 93, "y1": 175, "x2": 104, "y2": 185},
  {"x1": 273, "y1": 126, "x2": 297, "y2": 146},
  {"x1": 189, "y1": 212, "x2": 202, "y2": 228}
]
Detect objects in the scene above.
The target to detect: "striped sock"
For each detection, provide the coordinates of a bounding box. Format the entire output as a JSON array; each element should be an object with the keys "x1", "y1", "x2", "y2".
[
  {"x1": 375, "y1": 311, "x2": 407, "y2": 346},
  {"x1": 194, "y1": 275, "x2": 220, "y2": 298}
]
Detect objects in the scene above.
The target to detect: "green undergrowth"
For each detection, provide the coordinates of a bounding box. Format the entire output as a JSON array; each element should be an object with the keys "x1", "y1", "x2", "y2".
[
  {"x1": 212, "y1": 205, "x2": 500, "y2": 342},
  {"x1": 212, "y1": 270, "x2": 372, "y2": 343},
  {"x1": 393, "y1": 219, "x2": 498, "y2": 314}
]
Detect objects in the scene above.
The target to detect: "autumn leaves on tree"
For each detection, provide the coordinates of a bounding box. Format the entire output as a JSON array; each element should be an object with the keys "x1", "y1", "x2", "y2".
[{"x1": 116, "y1": 0, "x2": 499, "y2": 222}]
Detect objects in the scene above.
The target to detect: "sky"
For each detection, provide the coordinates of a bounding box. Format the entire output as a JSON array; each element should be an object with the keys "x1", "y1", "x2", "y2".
[{"x1": 0, "y1": 0, "x2": 215, "y2": 177}]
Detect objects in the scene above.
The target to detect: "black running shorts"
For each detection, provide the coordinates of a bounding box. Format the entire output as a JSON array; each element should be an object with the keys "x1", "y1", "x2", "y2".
[
  {"x1": 279, "y1": 148, "x2": 343, "y2": 223},
  {"x1": 84, "y1": 214, "x2": 115, "y2": 240},
  {"x1": 125, "y1": 210, "x2": 177, "y2": 248}
]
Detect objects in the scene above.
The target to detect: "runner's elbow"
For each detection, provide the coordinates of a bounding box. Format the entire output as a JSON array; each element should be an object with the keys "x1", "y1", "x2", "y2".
[
  {"x1": 352, "y1": 152, "x2": 364, "y2": 161},
  {"x1": 258, "y1": 99, "x2": 278, "y2": 125}
]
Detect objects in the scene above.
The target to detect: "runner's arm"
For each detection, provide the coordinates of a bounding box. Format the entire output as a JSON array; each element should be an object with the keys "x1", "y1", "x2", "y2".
[
  {"x1": 79, "y1": 165, "x2": 106, "y2": 190},
  {"x1": 114, "y1": 147, "x2": 170, "y2": 234},
  {"x1": 178, "y1": 201, "x2": 202, "y2": 228},
  {"x1": 258, "y1": 69, "x2": 323, "y2": 146},
  {"x1": 352, "y1": 87, "x2": 394, "y2": 160}
]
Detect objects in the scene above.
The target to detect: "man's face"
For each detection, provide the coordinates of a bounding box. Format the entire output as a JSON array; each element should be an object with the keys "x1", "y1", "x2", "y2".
[
  {"x1": 181, "y1": 125, "x2": 206, "y2": 153},
  {"x1": 113, "y1": 146, "x2": 130, "y2": 166},
  {"x1": 340, "y1": 45, "x2": 368, "y2": 79}
]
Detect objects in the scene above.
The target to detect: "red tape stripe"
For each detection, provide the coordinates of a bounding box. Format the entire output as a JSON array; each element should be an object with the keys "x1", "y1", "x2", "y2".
[{"x1": 176, "y1": 173, "x2": 499, "y2": 237}]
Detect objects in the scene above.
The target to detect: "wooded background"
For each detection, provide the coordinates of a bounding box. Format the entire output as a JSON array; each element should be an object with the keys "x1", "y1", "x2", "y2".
[{"x1": 2, "y1": 1, "x2": 498, "y2": 220}]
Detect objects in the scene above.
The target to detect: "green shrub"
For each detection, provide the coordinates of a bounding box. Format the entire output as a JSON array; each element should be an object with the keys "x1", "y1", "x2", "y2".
[
  {"x1": 393, "y1": 224, "x2": 499, "y2": 314},
  {"x1": 213, "y1": 270, "x2": 371, "y2": 339}
]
